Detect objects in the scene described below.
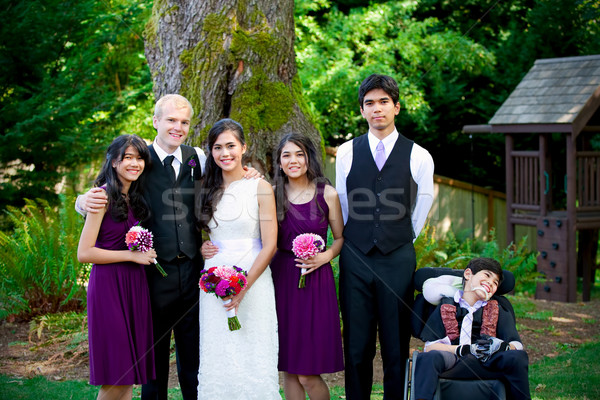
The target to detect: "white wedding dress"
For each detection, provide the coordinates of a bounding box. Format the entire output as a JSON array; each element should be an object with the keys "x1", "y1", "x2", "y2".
[{"x1": 197, "y1": 178, "x2": 280, "y2": 399}]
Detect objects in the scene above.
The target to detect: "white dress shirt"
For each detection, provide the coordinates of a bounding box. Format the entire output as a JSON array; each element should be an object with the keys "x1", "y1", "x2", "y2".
[
  {"x1": 335, "y1": 129, "x2": 435, "y2": 238},
  {"x1": 152, "y1": 137, "x2": 207, "y2": 179}
]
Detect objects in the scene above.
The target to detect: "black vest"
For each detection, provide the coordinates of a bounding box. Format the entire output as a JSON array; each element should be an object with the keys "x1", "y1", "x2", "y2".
[
  {"x1": 344, "y1": 134, "x2": 415, "y2": 254},
  {"x1": 144, "y1": 144, "x2": 201, "y2": 262}
]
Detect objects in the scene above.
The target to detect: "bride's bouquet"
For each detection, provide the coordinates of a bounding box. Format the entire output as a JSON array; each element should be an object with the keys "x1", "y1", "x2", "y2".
[
  {"x1": 125, "y1": 222, "x2": 168, "y2": 277},
  {"x1": 291, "y1": 233, "x2": 325, "y2": 288},
  {"x1": 199, "y1": 265, "x2": 248, "y2": 331}
]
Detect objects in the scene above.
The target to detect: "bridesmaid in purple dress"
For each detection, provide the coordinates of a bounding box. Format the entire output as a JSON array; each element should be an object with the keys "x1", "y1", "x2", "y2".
[
  {"x1": 272, "y1": 133, "x2": 344, "y2": 400},
  {"x1": 78, "y1": 135, "x2": 156, "y2": 400}
]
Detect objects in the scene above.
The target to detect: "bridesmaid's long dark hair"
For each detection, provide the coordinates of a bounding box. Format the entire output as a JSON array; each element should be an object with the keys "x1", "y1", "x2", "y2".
[
  {"x1": 273, "y1": 133, "x2": 329, "y2": 222},
  {"x1": 196, "y1": 118, "x2": 246, "y2": 232},
  {"x1": 94, "y1": 134, "x2": 151, "y2": 222}
]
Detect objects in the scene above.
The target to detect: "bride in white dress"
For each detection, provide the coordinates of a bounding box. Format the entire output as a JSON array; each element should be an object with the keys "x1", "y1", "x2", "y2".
[{"x1": 195, "y1": 119, "x2": 280, "y2": 399}]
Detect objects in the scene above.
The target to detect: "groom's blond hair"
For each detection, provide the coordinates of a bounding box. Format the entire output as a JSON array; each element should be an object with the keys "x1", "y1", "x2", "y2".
[{"x1": 154, "y1": 94, "x2": 194, "y2": 119}]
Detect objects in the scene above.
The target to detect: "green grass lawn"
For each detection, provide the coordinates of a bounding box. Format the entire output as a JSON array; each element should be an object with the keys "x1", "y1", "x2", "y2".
[
  {"x1": 2, "y1": 275, "x2": 598, "y2": 399},
  {"x1": 0, "y1": 377, "x2": 185, "y2": 400},
  {"x1": 2, "y1": 339, "x2": 599, "y2": 400},
  {"x1": 529, "y1": 341, "x2": 600, "y2": 400},
  {"x1": 0, "y1": 376, "x2": 96, "y2": 400}
]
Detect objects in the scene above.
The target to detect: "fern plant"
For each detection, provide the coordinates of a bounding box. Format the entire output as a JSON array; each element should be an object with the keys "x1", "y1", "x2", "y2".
[
  {"x1": 0, "y1": 195, "x2": 88, "y2": 320},
  {"x1": 415, "y1": 226, "x2": 540, "y2": 294}
]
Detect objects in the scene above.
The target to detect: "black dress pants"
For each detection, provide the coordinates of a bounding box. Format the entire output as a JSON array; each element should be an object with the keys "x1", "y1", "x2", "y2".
[
  {"x1": 414, "y1": 350, "x2": 531, "y2": 400},
  {"x1": 142, "y1": 255, "x2": 201, "y2": 400},
  {"x1": 339, "y1": 241, "x2": 416, "y2": 400}
]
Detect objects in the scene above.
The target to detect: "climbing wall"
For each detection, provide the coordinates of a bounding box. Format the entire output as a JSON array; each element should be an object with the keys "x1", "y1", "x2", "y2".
[{"x1": 535, "y1": 216, "x2": 569, "y2": 301}]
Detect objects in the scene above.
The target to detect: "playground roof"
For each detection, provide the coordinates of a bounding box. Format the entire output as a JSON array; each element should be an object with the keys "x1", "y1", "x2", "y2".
[{"x1": 466, "y1": 54, "x2": 600, "y2": 136}]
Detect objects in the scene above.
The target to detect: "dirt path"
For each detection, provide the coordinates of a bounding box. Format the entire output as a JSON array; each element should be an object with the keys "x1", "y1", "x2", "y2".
[{"x1": 1, "y1": 297, "x2": 599, "y2": 389}]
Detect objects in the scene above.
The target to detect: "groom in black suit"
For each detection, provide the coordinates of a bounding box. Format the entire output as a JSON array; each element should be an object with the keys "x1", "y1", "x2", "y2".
[
  {"x1": 140, "y1": 94, "x2": 202, "y2": 399},
  {"x1": 335, "y1": 74, "x2": 434, "y2": 399}
]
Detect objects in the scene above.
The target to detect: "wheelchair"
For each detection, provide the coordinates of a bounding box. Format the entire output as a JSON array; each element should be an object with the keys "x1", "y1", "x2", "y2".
[{"x1": 404, "y1": 267, "x2": 517, "y2": 400}]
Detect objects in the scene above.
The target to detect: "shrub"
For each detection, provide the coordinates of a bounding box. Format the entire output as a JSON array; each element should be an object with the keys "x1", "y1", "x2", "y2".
[
  {"x1": 0, "y1": 196, "x2": 88, "y2": 320},
  {"x1": 415, "y1": 225, "x2": 540, "y2": 294}
]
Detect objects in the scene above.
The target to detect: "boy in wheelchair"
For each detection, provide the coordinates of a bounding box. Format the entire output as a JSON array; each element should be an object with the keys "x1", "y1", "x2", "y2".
[{"x1": 413, "y1": 258, "x2": 531, "y2": 400}]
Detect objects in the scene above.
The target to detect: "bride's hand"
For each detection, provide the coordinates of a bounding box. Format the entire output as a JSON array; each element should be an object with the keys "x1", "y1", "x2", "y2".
[{"x1": 223, "y1": 290, "x2": 247, "y2": 313}]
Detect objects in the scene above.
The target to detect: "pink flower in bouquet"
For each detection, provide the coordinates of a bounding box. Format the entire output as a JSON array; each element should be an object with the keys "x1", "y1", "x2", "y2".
[
  {"x1": 199, "y1": 265, "x2": 248, "y2": 330},
  {"x1": 125, "y1": 222, "x2": 168, "y2": 277},
  {"x1": 292, "y1": 233, "x2": 325, "y2": 288},
  {"x1": 215, "y1": 280, "x2": 232, "y2": 297},
  {"x1": 125, "y1": 225, "x2": 153, "y2": 252},
  {"x1": 214, "y1": 265, "x2": 235, "y2": 280}
]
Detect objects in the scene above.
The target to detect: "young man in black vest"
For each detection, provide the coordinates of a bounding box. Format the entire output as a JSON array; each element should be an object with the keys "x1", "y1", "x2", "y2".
[{"x1": 335, "y1": 74, "x2": 434, "y2": 399}]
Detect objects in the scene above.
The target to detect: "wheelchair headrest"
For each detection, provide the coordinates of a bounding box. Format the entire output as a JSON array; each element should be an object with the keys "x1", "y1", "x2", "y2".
[{"x1": 414, "y1": 267, "x2": 515, "y2": 296}]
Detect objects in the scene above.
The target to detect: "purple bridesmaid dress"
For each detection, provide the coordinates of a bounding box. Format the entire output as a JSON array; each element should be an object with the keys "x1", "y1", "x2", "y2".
[
  {"x1": 271, "y1": 182, "x2": 344, "y2": 375},
  {"x1": 87, "y1": 206, "x2": 155, "y2": 385}
]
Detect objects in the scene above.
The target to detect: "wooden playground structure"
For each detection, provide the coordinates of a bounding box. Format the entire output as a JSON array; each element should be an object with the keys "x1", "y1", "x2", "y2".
[{"x1": 464, "y1": 54, "x2": 600, "y2": 302}]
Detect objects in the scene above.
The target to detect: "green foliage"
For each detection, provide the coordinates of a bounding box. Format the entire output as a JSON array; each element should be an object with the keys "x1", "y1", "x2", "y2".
[
  {"x1": 28, "y1": 312, "x2": 88, "y2": 362},
  {"x1": 525, "y1": 0, "x2": 600, "y2": 58},
  {"x1": 294, "y1": 0, "x2": 495, "y2": 146},
  {"x1": 295, "y1": 0, "x2": 599, "y2": 191},
  {"x1": 414, "y1": 225, "x2": 540, "y2": 294},
  {"x1": 0, "y1": 196, "x2": 88, "y2": 320},
  {"x1": 412, "y1": 0, "x2": 600, "y2": 190},
  {"x1": 326, "y1": 228, "x2": 340, "y2": 296},
  {"x1": 29, "y1": 311, "x2": 87, "y2": 343},
  {"x1": 0, "y1": 0, "x2": 154, "y2": 211}
]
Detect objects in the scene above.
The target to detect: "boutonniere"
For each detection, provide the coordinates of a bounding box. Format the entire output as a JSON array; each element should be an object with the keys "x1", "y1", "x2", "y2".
[{"x1": 188, "y1": 158, "x2": 197, "y2": 180}]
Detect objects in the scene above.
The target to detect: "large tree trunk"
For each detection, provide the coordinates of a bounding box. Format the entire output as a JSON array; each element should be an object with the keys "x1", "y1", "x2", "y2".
[{"x1": 144, "y1": 0, "x2": 320, "y2": 175}]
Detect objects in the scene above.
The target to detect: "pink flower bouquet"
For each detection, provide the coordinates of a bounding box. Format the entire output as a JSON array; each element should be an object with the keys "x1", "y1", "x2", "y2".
[
  {"x1": 125, "y1": 223, "x2": 168, "y2": 277},
  {"x1": 199, "y1": 265, "x2": 248, "y2": 331},
  {"x1": 291, "y1": 233, "x2": 325, "y2": 288}
]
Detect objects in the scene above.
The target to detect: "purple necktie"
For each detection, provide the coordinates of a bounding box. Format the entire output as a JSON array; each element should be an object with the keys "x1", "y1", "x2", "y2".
[{"x1": 375, "y1": 140, "x2": 386, "y2": 171}]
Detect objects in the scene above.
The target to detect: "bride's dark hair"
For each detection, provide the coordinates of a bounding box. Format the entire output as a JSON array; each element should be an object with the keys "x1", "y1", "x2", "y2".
[
  {"x1": 94, "y1": 134, "x2": 151, "y2": 222},
  {"x1": 196, "y1": 118, "x2": 246, "y2": 232}
]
